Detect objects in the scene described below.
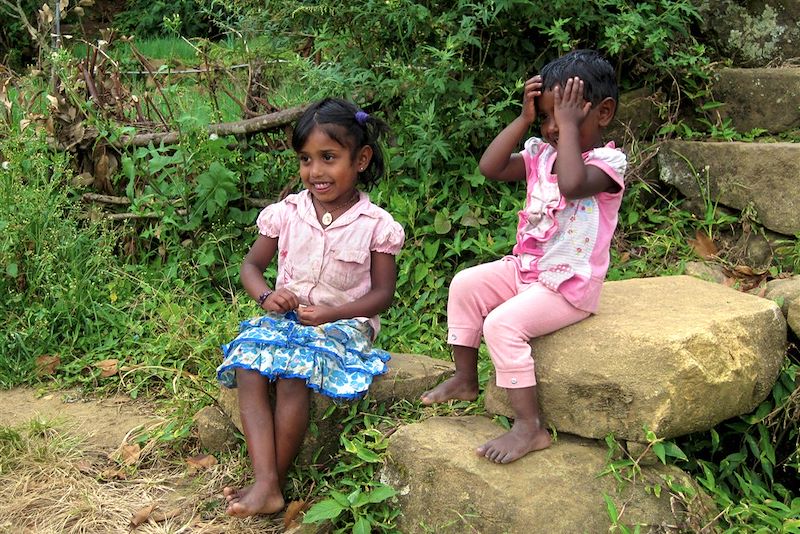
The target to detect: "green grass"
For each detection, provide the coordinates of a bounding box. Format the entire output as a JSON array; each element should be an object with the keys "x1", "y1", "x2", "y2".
[{"x1": 3, "y1": 35, "x2": 800, "y2": 532}]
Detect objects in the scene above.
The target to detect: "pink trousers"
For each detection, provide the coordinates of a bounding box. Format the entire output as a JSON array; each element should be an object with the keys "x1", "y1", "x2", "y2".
[{"x1": 447, "y1": 259, "x2": 590, "y2": 388}]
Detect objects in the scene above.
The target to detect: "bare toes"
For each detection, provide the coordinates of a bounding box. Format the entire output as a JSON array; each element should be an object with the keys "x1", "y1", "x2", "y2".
[{"x1": 419, "y1": 377, "x2": 478, "y2": 406}]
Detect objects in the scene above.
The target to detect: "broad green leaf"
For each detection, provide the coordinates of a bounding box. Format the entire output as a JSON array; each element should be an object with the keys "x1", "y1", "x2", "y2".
[
  {"x1": 652, "y1": 442, "x2": 666, "y2": 464},
  {"x1": 603, "y1": 493, "x2": 619, "y2": 521},
  {"x1": 366, "y1": 485, "x2": 397, "y2": 503},
  {"x1": 330, "y1": 491, "x2": 349, "y2": 507},
  {"x1": 662, "y1": 441, "x2": 687, "y2": 461},
  {"x1": 433, "y1": 210, "x2": 451, "y2": 234},
  {"x1": 353, "y1": 516, "x2": 371, "y2": 534},
  {"x1": 354, "y1": 443, "x2": 382, "y2": 463},
  {"x1": 303, "y1": 499, "x2": 344, "y2": 523}
]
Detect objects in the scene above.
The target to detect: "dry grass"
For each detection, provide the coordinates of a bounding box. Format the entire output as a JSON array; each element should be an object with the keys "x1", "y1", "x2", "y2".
[{"x1": 0, "y1": 418, "x2": 293, "y2": 534}]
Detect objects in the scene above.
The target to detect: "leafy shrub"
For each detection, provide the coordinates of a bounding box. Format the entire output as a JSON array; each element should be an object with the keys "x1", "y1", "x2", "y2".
[
  {"x1": 0, "y1": 131, "x2": 119, "y2": 385},
  {"x1": 113, "y1": 0, "x2": 221, "y2": 38}
]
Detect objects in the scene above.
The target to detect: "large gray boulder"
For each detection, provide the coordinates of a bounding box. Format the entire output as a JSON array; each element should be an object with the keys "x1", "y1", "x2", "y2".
[
  {"x1": 659, "y1": 140, "x2": 800, "y2": 236},
  {"x1": 695, "y1": 0, "x2": 800, "y2": 66},
  {"x1": 765, "y1": 275, "x2": 800, "y2": 317},
  {"x1": 607, "y1": 88, "x2": 661, "y2": 147},
  {"x1": 382, "y1": 416, "x2": 711, "y2": 533},
  {"x1": 711, "y1": 67, "x2": 800, "y2": 134},
  {"x1": 787, "y1": 298, "x2": 800, "y2": 339},
  {"x1": 484, "y1": 276, "x2": 786, "y2": 441}
]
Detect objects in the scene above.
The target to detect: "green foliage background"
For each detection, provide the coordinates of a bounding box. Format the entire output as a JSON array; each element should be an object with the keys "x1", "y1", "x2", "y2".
[{"x1": 1, "y1": 0, "x2": 798, "y2": 532}]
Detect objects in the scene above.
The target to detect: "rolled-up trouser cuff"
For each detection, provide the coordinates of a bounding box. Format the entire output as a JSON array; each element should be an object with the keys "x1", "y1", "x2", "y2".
[
  {"x1": 446, "y1": 327, "x2": 482, "y2": 348},
  {"x1": 495, "y1": 367, "x2": 537, "y2": 388}
]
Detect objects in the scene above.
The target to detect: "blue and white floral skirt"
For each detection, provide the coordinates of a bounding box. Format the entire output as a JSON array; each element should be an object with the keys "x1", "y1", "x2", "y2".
[{"x1": 217, "y1": 311, "x2": 390, "y2": 400}]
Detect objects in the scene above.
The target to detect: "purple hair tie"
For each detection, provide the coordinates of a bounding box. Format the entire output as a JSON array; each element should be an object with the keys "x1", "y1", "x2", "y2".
[{"x1": 355, "y1": 110, "x2": 369, "y2": 125}]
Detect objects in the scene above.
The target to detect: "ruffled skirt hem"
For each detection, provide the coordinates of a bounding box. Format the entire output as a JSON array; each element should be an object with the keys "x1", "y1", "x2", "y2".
[{"x1": 216, "y1": 311, "x2": 390, "y2": 401}]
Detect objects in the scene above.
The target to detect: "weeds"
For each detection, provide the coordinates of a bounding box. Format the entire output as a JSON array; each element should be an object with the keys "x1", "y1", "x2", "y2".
[{"x1": 1, "y1": 1, "x2": 799, "y2": 532}]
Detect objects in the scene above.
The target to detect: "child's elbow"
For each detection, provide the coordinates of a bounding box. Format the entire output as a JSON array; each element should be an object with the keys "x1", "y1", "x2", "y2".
[
  {"x1": 478, "y1": 160, "x2": 500, "y2": 180},
  {"x1": 560, "y1": 185, "x2": 583, "y2": 200}
]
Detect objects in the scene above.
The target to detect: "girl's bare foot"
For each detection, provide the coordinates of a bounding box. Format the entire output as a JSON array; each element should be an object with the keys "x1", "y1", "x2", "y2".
[
  {"x1": 420, "y1": 376, "x2": 479, "y2": 405},
  {"x1": 224, "y1": 483, "x2": 285, "y2": 517},
  {"x1": 476, "y1": 421, "x2": 552, "y2": 463},
  {"x1": 223, "y1": 485, "x2": 249, "y2": 503}
]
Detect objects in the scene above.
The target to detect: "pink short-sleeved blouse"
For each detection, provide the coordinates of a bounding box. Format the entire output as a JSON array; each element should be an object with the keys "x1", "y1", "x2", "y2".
[
  {"x1": 511, "y1": 136, "x2": 627, "y2": 312},
  {"x1": 257, "y1": 190, "x2": 404, "y2": 335}
]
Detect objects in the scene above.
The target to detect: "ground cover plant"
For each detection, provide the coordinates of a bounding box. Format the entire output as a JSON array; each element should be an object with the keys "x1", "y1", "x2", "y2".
[{"x1": 1, "y1": 0, "x2": 799, "y2": 532}]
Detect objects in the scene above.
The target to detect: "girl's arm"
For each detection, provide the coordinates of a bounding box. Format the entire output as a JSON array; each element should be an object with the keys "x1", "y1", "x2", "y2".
[
  {"x1": 552, "y1": 77, "x2": 618, "y2": 199},
  {"x1": 240, "y1": 235, "x2": 299, "y2": 312},
  {"x1": 297, "y1": 251, "x2": 397, "y2": 326},
  {"x1": 478, "y1": 76, "x2": 541, "y2": 182}
]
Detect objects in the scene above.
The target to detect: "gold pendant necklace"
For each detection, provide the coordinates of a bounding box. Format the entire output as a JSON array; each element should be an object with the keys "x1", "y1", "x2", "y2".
[{"x1": 313, "y1": 192, "x2": 358, "y2": 227}]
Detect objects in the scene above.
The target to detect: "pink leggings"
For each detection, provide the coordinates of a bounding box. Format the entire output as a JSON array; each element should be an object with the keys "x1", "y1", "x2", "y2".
[{"x1": 447, "y1": 259, "x2": 590, "y2": 388}]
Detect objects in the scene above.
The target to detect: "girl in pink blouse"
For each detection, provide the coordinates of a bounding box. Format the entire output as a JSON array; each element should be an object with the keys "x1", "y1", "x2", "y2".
[
  {"x1": 421, "y1": 50, "x2": 627, "y2": 464},
  {"x1": 218, "y1": 98, "x2": 404, "y2": 517}
]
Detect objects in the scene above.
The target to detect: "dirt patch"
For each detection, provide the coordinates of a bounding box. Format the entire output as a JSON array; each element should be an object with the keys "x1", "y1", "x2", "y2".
[
  {"x1": 0, "y1": 388, "x2": 296, "y2": 533},
  {"x1": 0, "y1": 387, "x2": 162, "y2": 450}
]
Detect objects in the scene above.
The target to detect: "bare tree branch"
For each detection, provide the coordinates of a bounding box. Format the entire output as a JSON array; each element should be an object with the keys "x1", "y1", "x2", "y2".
[
  {"x1": 0, "y1": 0, "x2": 39, "y2": 41},
  {"x1": 115, "y1": 104, "x2": 308, "y2": 148}
]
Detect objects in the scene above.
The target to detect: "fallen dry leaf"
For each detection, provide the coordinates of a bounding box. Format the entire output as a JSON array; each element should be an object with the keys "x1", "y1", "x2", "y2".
[
  {"x1": 100, "y1": 467, "x2": 127, "y2": 480},
  {"x1": 150, "y1": 508, "x2": 182, "y2": 522},
  {"x1": 35, "y1": 354, "x2": 60, "y2": 376},
  {"x1": 732, "y1": 264, "x2": 766, "y2": 277},
  {"x1": 119, "y1": 443, "x2": 141, "y2": 465},
  {"x1": 284, "y1": 500, "x2": 307, "y2": 529},
  {"x1": 687, "y1": 230, "x2": 718, "y2": 260},
  {"x1": 186, "y1": 454, "x2": 217, "y2": 472},
  {"x1": 75, "y1": 459, "x2": 94, "y2": 474},
  {"x1": 129, "y1": 503, "x2": 156, "y2": 528},
  {"x1": 95, "y1": 358, "x2": 119, "y2": 377}
]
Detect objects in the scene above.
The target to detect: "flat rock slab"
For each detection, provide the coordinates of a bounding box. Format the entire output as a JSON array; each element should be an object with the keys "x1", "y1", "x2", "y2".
[
  {"x1": 659, "y1": 140, "x2": 800, "y2": 236},
  {"x1": 485, "y1": 275, "x2": 786, "y2": 441},
  {"x1": 382, "y1": 415, "x2": 707, "y2": 533},
  {"x1": 210, "y1": 352, "x2": 453, "y2": 461},
  {"x1": 696, "y1": 2, "x2": 800, "y2": 65},
  {"x1": 712, "y1": 67, "x2": 800, "y2": 133}
]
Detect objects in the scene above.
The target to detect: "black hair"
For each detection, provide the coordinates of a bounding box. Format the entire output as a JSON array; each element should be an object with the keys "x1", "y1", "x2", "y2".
[
  {"x1": 291, "y1": 98, "x2": 390, "y2": 188},
  {"x1": 539, "y1": 49, "x2": 618, "y2": 110}
]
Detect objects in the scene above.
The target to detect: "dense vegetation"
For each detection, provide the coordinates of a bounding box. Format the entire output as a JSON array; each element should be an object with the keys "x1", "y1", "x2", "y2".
[{"x1": 1, "y1": 0, "x2": 798, "y2": 532}]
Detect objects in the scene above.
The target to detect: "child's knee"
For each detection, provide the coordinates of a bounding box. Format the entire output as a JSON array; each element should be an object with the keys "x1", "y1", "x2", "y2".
[
  {"x1": 483, "y1": 311, "x2": 510, "y2": 342},
  {"x1": 449, "y1": 267, "x2": 488, "y2": 303},
  {"x1": 449, "y1": 268, "x2": 473, "y2": 294}
]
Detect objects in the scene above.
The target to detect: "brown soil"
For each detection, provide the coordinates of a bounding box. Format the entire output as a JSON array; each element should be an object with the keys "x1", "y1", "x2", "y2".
[
  {"x1": 0, "y1": 387, "x2": 161, "y2": 450},
  {"x1": 0, "y1": 388, "x2": 293, "y2": 533}
]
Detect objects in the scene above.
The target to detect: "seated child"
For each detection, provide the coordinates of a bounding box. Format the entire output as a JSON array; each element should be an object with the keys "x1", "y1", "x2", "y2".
[{"x1": 422, "y1": 49, "x2": 627, "y2": 464}]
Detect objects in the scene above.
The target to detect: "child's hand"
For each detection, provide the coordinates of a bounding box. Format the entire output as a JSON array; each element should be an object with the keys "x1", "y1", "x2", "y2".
[
  {"x1": 297, "y1": 305, "x2": 334, "y2": 327},
  {"x1": 554, "y1": 76, "x2": 592, "y2": 128},
  {"x1": 262, "y1": 288, "x2": 299, "y2": 313},
  {"x1": 520, "y1": 75, "x2": 542, "y2": 124}
]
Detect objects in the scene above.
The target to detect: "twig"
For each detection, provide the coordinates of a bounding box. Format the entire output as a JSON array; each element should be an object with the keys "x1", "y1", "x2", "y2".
[
  {"x1": 105, "y1": 209, "x2": 187, "y2": 221},
  {"x1": 81, "y1": 193, "x2": 130, "y2": 205},
  {"x1": 115, "y1": 104, "x2": 308, "y2": 148},
  {"x1": 121, "y1": 64, "x2": 250, "y2": 75},
  {"x1": 245, "y1": 197, "x2": 272, "y2": 208}
]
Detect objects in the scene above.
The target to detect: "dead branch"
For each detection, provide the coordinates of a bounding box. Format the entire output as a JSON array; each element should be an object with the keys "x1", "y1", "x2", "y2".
[
  {"x1": 116, "y1": 104, "x2": 308, "y2": 148},
  {"x1": 0, "y1": 0, "x2": 38, "y2": 42},
  {"x1": 245, "y1": 197, "x2": 272, "y2": 208},
  {"x1": 121, "y1": 64, "x2": 250, "y2": 75},
  {"x1": 82, "y1": 192, "x2": 130, "y2": 205},
  {"x1": 105, "y1": 209, "x2": 187, "y2": 221}
]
